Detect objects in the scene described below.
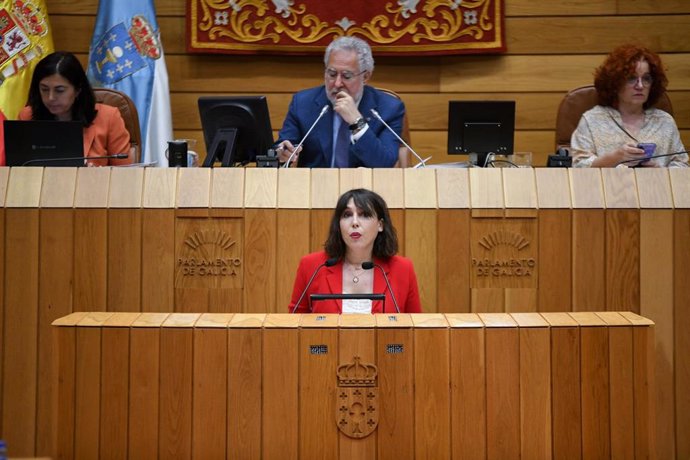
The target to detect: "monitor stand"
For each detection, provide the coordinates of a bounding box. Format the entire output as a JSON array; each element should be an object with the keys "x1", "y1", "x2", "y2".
[
  {"x1": 202, "y1": 128, "x2": 238, "y2": 167},
  {"x1": 469, "y1": 152, "x2": 491, "y2": 167}
]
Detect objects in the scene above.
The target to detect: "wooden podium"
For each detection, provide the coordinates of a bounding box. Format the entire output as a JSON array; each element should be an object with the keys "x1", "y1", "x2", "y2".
[
  {"x1": 53, "y1": 311, "x2": 654, "y2": 459},
  {"x1": 1, "y1": 166, "x2": 688, "y2": 458}
]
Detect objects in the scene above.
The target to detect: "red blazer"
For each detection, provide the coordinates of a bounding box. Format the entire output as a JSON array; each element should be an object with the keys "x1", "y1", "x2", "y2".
[
  {"x1": 19, "y1": 104, "x2": 132, "y2": 166},
  {"x1": 289, "y1": 251, "x2": 422, "y2": 314}
]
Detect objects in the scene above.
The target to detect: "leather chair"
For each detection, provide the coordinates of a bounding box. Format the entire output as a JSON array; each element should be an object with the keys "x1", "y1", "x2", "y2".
[
  {"x1": 93, "y1": 87, "x2": 142, "y2": 163},
  {"x1": 376, "y1": 87, "x2": 411, "y2": 167},
  {"x1": 555, "y1": 84, "x2": 674, "y2": 151}
]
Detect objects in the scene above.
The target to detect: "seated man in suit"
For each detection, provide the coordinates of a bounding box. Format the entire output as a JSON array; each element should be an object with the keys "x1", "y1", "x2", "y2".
[{"x1": 275, "y1": 36, "x2": 405, "y2": 168}]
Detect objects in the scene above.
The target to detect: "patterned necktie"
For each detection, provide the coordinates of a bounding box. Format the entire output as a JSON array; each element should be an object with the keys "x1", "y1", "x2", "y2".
[{"x1": 333, "y1": 117, "x2": 350, "y2": 168}]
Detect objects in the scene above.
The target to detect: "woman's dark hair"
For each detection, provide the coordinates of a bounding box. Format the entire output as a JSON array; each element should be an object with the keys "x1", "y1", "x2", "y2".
[
  {"x1": 594, "y1": 43, "x2": 668, "y2": 109},
  {"x1": 27, "y1": 51, "x2": 97, "y2": 126},
  {"x1": 324, "y1": 188, "x2": 398, "y2": 260}
]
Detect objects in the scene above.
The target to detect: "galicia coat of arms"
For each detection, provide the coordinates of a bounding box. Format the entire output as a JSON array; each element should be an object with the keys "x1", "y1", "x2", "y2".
[
  {"x1": 336, "y1": 356, "x2": 379, "y2": 438},
  {"x1": 89, "y1": 14, "x2": 162, "y2": 86}
]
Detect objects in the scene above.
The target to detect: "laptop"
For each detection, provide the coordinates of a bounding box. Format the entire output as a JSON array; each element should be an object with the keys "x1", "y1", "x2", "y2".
[{"x1": 4, "y1": 120, "x2": 84, "y2": 166}]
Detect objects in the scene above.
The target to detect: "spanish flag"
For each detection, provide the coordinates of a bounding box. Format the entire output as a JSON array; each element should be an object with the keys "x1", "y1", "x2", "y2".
[{"x1": 0, "y1": 0, "x2": 54, "y2": 119}]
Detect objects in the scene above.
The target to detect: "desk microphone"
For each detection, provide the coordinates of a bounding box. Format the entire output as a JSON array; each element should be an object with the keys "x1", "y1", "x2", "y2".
[
  {"x1": 362, "y1": 261, "x2": 400, "y2": 313},
  {"x1": 21, "y1": 153, "x2": 129, "y2": 166},
  {"x1": 616, "y1": 150, "x2": 688, "y2": 167},
  {"x1": 283, "y1": 105, "x2": 329, "y2": 168},
  {"x1": 290, "y1": 257, "x2": 338, "y2": 313},
  {"x1": 370, "y1": 108, "x2": 430, "y2": 168}
]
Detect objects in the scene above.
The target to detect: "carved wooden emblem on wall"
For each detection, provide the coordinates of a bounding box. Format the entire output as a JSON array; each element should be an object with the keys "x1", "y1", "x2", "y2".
[
  {"x1": 175, "y1": 219, "x2": 244, "y2": 289},
  {"x1": 336, "y1": 356, "x2": 379, "y2": 438},
  {"x1": 471, "y1": 219, "x2": 538, "y2": 288}
]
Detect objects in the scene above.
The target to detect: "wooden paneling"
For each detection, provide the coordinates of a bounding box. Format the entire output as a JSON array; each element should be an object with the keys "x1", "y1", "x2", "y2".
[
  {"x1": 262, "y1": 328, "x2": 298, "y2": 459},
  {"x1": 414, "y1": 327, "x2": 451, "y2": 459},
  {"x1": 129, "y1": 327, "x2": 160, "y2": 460},
  {"x1": 100, "y1": 328, "x2": 129, "y2": 459},
  {"x1": 377, "y1": 327, "x2": 414, "y2": 460},
  {"x1": 572, "y1": 210, "x2": 606, "y2": 311},
  {"x1": 36, "y1": 209, "x2": 73, "y2": 455},
  {"x1": 2, "y1": 209, "x2": 39, "y2": 455},
  {"x1": 73, "y1": 209, "x2": 108, "y2": 311},
  {"x1": 52, "y1": 313, "x2": 656, "y2": 459},
  {"x1": 486, "y1": 327, "x2": 520, "y2": 459},
  {"x1": 551, "y1": 326, "x2": 582, "y2": 458},
  {"x1": 192, "y1": 328, "x2": 227, "y2": 458},
  {"x1": 227, "y1": 326, "x2": 262, "y2": 460},
  {"x1": 108, "y1": 209, "x2": 143, "y2": 311},
  {"x1": 675, "y1": 210, "x2": 690, "y2": 459}
]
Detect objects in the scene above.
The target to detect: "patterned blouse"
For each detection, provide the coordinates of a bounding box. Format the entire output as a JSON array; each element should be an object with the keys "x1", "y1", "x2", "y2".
[{"x1": 571, "y1": 105, "x2": 688, "y2": 167}]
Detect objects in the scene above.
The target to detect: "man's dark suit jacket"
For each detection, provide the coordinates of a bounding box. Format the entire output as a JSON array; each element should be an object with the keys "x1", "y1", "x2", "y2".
[{"x1": 276, "y1": 85, "x2": 405, "y2": 167}]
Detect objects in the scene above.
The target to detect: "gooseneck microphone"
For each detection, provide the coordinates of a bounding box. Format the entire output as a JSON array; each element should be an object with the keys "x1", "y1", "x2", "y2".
[
  {"x1": 362, "y1": 261, "x2": 401, "y2": 313},
  {"x1": 283, "y1": 105, "x2": 330, "y2": 168},
  {"x1": 370, "y1": 108, "x2": 430, "y2": 168},
  {"x1": 21, "y1": 153, "x2": 129, "y2": 166},
  {"x1": 616, "y1": 150, "x2": 689, "y2": 167},
  {"x1": 290, "y1": 257, "x2": 339, "y2": 313}
]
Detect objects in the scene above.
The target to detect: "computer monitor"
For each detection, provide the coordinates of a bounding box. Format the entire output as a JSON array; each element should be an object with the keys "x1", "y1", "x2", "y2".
[
  {"x1": 4, "y1": 120, "x2": 84, "y2": 166},
  {"x1": 198, "y1": 96, "x2": 274, "y2": 167},
  {"x1": 447, "y1": 100, "x2": 516, "y2": 167}
]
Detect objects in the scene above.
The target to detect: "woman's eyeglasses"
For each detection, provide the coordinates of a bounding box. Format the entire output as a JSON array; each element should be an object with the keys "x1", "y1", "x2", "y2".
[
  {"x1": 625, "y1": 75, "x2": 653, "y2": 87},
  {"x1": 325, "y1": 68, "x2": 366, "y2": 82}
]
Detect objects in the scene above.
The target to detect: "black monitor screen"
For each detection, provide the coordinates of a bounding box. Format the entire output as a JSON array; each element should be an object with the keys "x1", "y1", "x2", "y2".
[
  {"x1": 198, "y1": 96, "x2": 274, "y2": 167},
  {"x1": 447, "y1": 100, "x2": 515, "y2": 167}
]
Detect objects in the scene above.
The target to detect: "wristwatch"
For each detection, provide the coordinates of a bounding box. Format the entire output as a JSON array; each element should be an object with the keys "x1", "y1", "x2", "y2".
[{"x1": 349, "y1": 116, "x2": 367, "y2": 132}]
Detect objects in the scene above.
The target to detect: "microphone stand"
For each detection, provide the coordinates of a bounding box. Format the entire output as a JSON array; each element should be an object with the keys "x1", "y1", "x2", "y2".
[
  {"x1": 21, "y1": 153, "x2": 129, "y2": 167},
  {"x1": 370, "y1": 108, "x2": 430, "y2": 168},
  {"x1": 283, "y1": 105, "x2": 330, "y2": 168}
]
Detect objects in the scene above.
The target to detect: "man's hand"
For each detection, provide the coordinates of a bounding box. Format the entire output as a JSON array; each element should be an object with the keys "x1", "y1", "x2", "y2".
[
  {"x1": 333, "y1": 91, "x2": 361, "y2": 124},
  {"x1": 276, "y1": 140, "x2": 302, "y2": 166}
]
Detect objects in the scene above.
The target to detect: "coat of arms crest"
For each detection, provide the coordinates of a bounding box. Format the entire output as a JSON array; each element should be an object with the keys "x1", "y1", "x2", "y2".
[{"x1": 336, "y1": 356, "x2": 379, "y2": 438}]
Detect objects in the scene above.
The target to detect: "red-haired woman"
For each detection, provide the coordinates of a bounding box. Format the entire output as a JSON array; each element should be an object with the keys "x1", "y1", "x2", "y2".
[{"x1": 571, "y1": 44, "x2": 687, "y2": 168}]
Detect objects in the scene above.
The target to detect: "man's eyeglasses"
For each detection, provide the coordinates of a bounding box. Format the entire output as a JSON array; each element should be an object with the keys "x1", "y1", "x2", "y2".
[
  {"x1": 325, "y1": 68, "x2": 366, "y2": 82},
  {"x1": 625, "y1": 75, "x2": 653, "y2": 87}
]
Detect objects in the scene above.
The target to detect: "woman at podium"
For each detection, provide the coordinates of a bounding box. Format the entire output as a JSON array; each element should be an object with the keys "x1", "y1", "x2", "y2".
[
  {"x1": 289, "y1": 188, "x2": 421, "y2": 314},
  {"x1": 18, "y1": 51, "x2": 132, "y2": 166}
]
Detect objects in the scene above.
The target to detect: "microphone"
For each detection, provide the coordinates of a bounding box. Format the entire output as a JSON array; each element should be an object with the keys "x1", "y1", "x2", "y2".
[
  {"x1": 21, "y1": 153, "x2": 129, "y2": 166},
  {"x1": 290, "y1": 257, "x2": 338, "y2": 313},
  {"x1": 616, "y1": 150, "x2": 689, "y2": 167},
  {"x1": 283, "y1": 104, "x2": 330, "y2": 168},
  {"x1": 362, "y1": 261, "x2": 400, "y2": 313},
  {"x1": 370, "y1": 108, "x2": 430, "y2": 168}
]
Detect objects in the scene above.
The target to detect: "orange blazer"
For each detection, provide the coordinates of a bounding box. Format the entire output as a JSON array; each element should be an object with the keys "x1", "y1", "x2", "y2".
[
  {"x1": 19, "y1": 103, "x2": 132, "y2": 166},
  {"x1": 289, "y1": 251, "x2": 422, "y2": 314}
]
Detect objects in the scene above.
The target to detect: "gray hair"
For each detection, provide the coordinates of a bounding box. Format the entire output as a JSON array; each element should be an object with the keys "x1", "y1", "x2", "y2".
[{"x1": 324, "y1": 36, "x2": 375, "y2": 73}]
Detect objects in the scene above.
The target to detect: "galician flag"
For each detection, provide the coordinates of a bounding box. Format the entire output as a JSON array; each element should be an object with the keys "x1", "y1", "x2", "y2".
[
  {"x1": 0, "y1": 0, "x2": 54, "y2": 119},
  {"x1": 87, "y1": 0, "x2": 173, "y2": 166}
]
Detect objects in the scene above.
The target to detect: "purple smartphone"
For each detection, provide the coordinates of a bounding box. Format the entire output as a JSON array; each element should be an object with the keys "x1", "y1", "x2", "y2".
[{"x1": 637, "y1": 143, "x2": 656, "y2": 158}]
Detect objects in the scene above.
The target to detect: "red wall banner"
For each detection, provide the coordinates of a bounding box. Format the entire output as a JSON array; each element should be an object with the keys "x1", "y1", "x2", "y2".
[{"x1": 187, "y1": 0, "x2": 505, "y2": 55}]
